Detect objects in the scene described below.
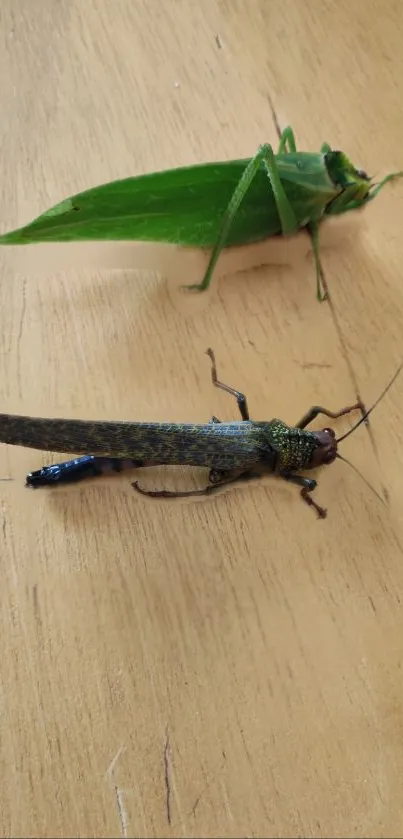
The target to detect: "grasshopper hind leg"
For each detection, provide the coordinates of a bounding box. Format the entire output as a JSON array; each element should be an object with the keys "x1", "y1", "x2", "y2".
[{"x1": 132, "y1": 468, "x2": 260, "y2": 499}]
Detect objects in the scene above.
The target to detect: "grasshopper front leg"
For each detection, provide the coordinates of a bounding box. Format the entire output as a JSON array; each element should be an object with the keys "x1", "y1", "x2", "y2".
[
  {"x1": 307, "y1": 144, "x2": 335, "y2": 302},
  {"x1": 280, "y1": 473, "x2": 326, "y2": 519},
  {"x1": 274, "y1": 121, "x2": 330, "y2": 302},
  {"x1": 270, "y1": 107, "x2": 330, "y2": 302},
  {"x1": 184, "y1": 143, "x2": 299, "y2": 293},
  {"x1": 275, "y1": 119, "x2": 331, "y2": 302}
]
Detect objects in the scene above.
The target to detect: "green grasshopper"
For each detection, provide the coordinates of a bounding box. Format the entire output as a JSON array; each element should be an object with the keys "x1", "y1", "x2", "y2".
[{"x1": 1, "y1": 126, "x2": 402, "y2": 300}]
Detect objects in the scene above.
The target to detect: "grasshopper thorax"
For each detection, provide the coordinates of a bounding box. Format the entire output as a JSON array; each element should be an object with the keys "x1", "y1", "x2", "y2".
[{"x1": 266, "y1": 420, "x2": 334, "y2": 472}]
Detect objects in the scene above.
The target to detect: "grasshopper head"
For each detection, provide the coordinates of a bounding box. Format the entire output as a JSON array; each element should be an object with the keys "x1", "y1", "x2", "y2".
[
  {"x1": 325, "y1": 150, "x2": 371, "y2": 190},
  {"x1": 308, "y1": 427, "x2": 338, "y2": 468}
]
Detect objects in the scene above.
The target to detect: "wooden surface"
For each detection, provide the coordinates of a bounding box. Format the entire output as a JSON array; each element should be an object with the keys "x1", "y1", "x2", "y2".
[{"x1": 1, "y1": 2, "x2": 403, "y2": 837}]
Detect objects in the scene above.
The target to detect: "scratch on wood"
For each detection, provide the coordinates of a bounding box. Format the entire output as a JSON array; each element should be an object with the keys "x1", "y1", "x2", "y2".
[
  {"x1": 17, "y1": 278, "x2": 27, "y2": 346},
  {"x1": 267, "y1": 93, "x2": 282, "y2": 142},
  {"x1": 16, "y1": 278, "x2": 27, "y2": 398},
  {"x1": 106, "y1": 745, "x2": 129, "y2": 838},
  {"x1": 190, "y1": 753, "x2": 227, "y2": 817},
  {"x1": 298, "y1": 361, "x2": 332, "y2": 369},
  {"x1": 115, "y1": 785, "x2": 128, "y2": 838},
  {"x1": 33, "y1": 583, "x2": 41, "y2": 628},
  {"x1": 215, "y1": 33, "x2": 223, "y2": 49},
  {"x1": 191, "y1": 791, "x2": 202, "y2": 818},
  {"x1": 164, "y1": 727, "x2": 172, "y2": 826},
  {"x1": 106, "y1": 744, "x2": 125, "y2": 780},
  {"x1": 220, "y1": 776, "x2": 234, "y2": 822}
]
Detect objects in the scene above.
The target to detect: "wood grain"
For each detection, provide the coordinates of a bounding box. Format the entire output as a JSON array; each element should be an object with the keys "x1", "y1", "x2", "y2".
[{"x1": 1, "y1": 1, "x2": 403, "y2": 837}]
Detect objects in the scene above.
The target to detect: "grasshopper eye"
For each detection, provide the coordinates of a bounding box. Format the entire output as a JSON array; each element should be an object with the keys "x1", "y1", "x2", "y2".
[
  {"x1": 357, "y1": 168, "x2": 370, "y2": 181},
  {"x1": 323, "y1": 427, "x2": 335, "y2": 437}
]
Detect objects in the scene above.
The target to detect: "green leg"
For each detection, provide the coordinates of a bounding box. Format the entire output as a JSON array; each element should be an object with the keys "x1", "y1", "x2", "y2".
[
  {"x1": 308, "y1": 138, "x2": 335, "y2": 301},
  {"x1": 183, "y1": 143, "x2": 299, "y2": 292},
  {"x1": 280, "y1": 134, "x2": 331, "y2": 156},
  {"x1": 277, "y1": 126, "x2": 297, "y2": 154},
  {"x1": 277, "y1": 132, "x2": 332, "y2": 154},
  {"x1": 366, "y1": 170, "x2": 403, "y2": 202},
  {"x1": 307, "y1": 220, "x2": 328, "y2": 302},
  {"x1": 279, "y1": 132, "x2": 332, "y2": 157},
  {"x1": 279, "y1": 133, "x2": 329, "y2": 156},
  {"x1": 267, "y1": 97, "x2": 296, "y2": 152},
  {"x1": 336, "y1": 170, "x2": 403, "y2": 215},
  {"x1": 325, "y1": 182, "x2": 368, "y2": 215}
]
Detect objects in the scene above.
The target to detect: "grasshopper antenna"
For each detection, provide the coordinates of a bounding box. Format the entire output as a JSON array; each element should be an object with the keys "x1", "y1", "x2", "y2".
[
  {"x1": 336, "y1": 361, "x2": 403, "y2": 444},
  {"x1": 335, "y1": 452, "x2": 385, "y2": 505}
]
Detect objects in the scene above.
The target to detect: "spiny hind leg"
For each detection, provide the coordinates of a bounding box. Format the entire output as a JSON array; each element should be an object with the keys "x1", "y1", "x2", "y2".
[
  {"x1": 131, "y1": 467, "x2": 238, "y2": 499},
  {"x1": 206, "y1": 347, "x2": 250, "y2": 421},
  {"x1": 132, "y1": 467, "x2": 260, "y2": 499},
  {"x1": 132, "y1": 481, "x2": 215, "y2": 499},
  {"x1": 183, "y1": 142, "x2": 299, "y2": 292}
]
